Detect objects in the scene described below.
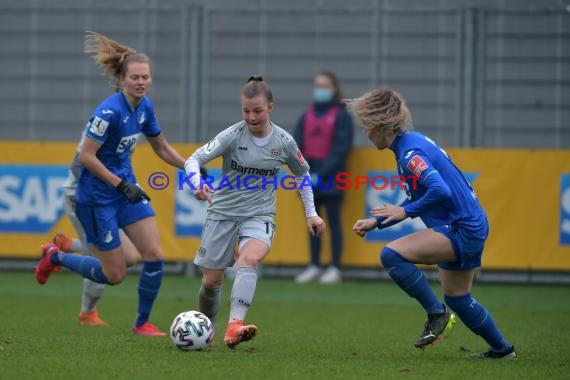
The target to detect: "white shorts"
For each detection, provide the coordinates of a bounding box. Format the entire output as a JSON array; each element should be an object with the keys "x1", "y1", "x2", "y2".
[
  {"x1": 62, "y1": 193, "x2": 90, "y2": 257},
  {"x1": 194, "y1": 217, "x2": 276, "y2": 269}
]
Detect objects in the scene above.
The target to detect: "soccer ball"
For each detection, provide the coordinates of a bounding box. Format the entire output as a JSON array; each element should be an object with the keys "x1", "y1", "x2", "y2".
[{"x1": 170, "y1": 311, "x2": 214, "y2": 351}]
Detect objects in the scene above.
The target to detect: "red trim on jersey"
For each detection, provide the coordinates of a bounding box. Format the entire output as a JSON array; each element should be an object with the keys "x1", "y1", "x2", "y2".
[{"x1": 296, "y1": 149, "x2": 306, "y2": 165}]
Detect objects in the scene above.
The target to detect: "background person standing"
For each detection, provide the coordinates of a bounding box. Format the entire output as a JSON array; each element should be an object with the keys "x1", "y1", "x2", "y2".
[{"x1": 294, "y1": 72, "x2": 354, "y2": 284}]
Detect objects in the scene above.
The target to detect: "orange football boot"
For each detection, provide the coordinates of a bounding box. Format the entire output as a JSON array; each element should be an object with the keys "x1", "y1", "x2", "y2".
[
  {"x1": 79, "y1": 310, "x2": 109, "y2": 326},
  {"x1": 223, "y1": 319, "x2": 257, "y2": 348},
  {"x1": 52, "y1": 233, "x2": 74, "y2": 253},
  {"x1": 133, "y1": 322, "x2": 167, "y2": 336}
]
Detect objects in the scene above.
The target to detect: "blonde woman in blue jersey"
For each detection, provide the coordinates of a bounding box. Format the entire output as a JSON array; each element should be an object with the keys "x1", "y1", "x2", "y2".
[
  {"x1": 350, "y1": 88, "x2": 516, "y2": 359},
  {"x1": 51, "y1": 128, "x2": 140, "y2": 327},
  {"x1": 35, "y1": 32, "x2": 187, "y2": 336},
  {"x1": 185, "y1": 75, "x2": 326, "y2": 348}
]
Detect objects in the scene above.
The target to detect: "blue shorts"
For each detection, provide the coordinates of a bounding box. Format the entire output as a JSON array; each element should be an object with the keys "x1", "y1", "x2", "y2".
[
  {"x1": 76, "y1": 198, "x2": 155, "y2": 251},
  {"x1": 433, "y1": 218, "x2": 489, "y2": 270}
]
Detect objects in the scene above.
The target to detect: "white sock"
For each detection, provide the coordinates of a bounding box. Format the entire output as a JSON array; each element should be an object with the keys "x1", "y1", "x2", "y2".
[
  {"x1": 229, "y1": 265, "x2": 258, "y2": 323},
  {"x1": 199, "y1": 285, "x2": 222, "y2": 325},
  {"x1": 71, "y1": 239, "x2": 82, "y2": 252},
  {"x1": 81, "y1": 278, "x2": 105, "y2": 312}
]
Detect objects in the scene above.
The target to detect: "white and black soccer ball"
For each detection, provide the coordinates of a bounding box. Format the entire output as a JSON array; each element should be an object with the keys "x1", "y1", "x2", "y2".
[{"x1": 170, "y1": 311, "x2": 214, "y2": 351}]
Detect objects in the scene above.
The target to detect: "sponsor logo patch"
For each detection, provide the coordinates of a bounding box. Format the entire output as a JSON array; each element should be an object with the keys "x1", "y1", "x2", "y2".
[
  {"x1": 89, "y1": 116, "x2": 109, "y2": 137},
  {"x1": 230, "y1": 160, "x2": 280, "y2": 176},
  {"x1": 204, "y1": 138, "x2": 219, "y2": 154},
  {"x1": 103, "y1": 231, "x2": 113, "y2": 244},
  {"x1": 407, "y1": 155, "x2": 428, "y2": 176}
]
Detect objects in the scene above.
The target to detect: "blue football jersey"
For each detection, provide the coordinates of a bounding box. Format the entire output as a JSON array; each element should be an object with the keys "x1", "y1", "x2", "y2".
[
  {"x1": 391, "y1": 131, "x2": 486, "y2": 228},
  {"x1": 76, "y1": 92, "x2": 161, "y2": 205}
]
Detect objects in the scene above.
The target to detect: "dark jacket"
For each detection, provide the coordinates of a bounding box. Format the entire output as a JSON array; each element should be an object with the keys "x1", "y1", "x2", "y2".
[{"x1": 294, "y1": 102, "x2": 354, "y2": 198}]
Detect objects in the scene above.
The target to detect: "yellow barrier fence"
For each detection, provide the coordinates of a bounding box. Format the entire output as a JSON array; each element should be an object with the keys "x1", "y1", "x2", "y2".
[{"x1": 1, "y1": 142, "x2": 569, "y2": 270}]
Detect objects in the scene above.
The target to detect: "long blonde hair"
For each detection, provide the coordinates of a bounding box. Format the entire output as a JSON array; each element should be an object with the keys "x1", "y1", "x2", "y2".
[
  {"x1": 345, "y1": 87, "x2": 413, "y2": 135},
  {"x1": 84, "y1": 31, "x2": 151, "y2": 90}
]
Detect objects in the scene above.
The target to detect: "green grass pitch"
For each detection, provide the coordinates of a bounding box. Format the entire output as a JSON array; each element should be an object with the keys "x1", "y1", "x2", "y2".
[{"x1": 1, "y1": 271, "x2": 569, "y2": 379}]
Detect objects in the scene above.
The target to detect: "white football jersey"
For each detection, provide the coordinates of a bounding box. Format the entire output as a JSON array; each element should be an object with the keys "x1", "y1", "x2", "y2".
[{"x1": 192, "y1": 121, "x2": 310, "y2": 220}]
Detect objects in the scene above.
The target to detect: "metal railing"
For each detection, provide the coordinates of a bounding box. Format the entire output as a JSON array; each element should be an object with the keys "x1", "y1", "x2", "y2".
[{"x1": 0, "y1": 1, "x2": 567, "y2": 148}]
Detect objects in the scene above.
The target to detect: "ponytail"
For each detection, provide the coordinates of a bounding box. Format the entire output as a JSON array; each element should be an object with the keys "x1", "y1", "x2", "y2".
[{"x1": 84, "y1": 31, "x2": 151, "y2": 90}]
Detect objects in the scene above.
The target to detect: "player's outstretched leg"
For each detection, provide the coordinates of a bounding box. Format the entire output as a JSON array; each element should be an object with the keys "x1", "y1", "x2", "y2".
[
  {"x1": 52, "y1": 233, "x2": 108, "y2": 326},
  {"x1": 35, "y1": 243, "x2": 110, "y2": 285},
  {"x1": 224, "y1": 265, "x2": 258, "y2": 348},
  {"x1": 445, "y1": 294, "x2": 517, "y2": 359},
  {"x1": 380, "y1": 247, "x2": 456, "y2": 348}
]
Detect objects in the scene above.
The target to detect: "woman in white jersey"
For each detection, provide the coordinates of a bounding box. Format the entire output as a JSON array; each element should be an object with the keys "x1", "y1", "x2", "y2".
[{"x1": 185, "y1": 75, "x2": 325, "y2": 348}]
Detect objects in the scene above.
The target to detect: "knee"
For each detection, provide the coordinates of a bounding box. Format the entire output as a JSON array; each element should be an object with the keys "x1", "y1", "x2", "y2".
[
  {"x1": 124, "y1": 255, "x2": 138, "y2": 267},
  {"x1": 139, "y1": 246, "x2": 163, "y2": 262},
  {"x1": 202, "y1": 272, "x2": 224, "y2": 288},
  {"x1": 236, "y1": 249, "x2": 263, "y2": 267},
  {"x1": 122, "y1": 244, "x2": 140, "y2": 267},
  {"x1": 105, "y1": 268, "x2": 126, "y2": 285},
  {"x1": 106, "y1": 273, "x2": 126, "y2": 285},
  {"x1": 237, "y1": 255, "x2": 261, "y2": 267},
  {"x1": 380, "y1": 246, "x2": 405, "y2": 268}
]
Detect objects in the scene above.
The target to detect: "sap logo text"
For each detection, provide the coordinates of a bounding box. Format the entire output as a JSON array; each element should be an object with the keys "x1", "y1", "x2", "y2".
[
  {"x1": 0, "y1": 165, "x2": 68, "y2": 233},
  {"x1": 116, "y1": 133, "x2": 140, "y2": 153}
]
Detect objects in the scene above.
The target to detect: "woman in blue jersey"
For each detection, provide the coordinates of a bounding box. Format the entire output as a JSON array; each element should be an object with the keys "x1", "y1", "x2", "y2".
[
  {"x1": 35, "y1": 32, "x2": 187, "y2": 336},
  {"x1": 350, "y1": 88, "x2": 516, "y2": 359}
]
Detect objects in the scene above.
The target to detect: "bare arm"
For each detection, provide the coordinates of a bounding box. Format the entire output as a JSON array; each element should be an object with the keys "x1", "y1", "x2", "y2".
[
  {"x1": 147, "y1": 133, "x2": 185, "y2": 169},
  {"x1": 78, "y1": 137, "x2": 122, "y2": 187}
]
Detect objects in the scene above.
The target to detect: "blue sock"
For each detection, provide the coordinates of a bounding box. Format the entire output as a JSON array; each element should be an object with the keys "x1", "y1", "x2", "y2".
[
  {"x1": 135, "y1": 260, "x2": 164, "y2": 328},
  {"x1": 55, "y1": 252, "x2": 109, "y2": 284},
  {"x1": 380, "y1": 247, "x2": 445, "y2": 315},
  {"x1": 445, "y1": 293, "x2": 511, "y2": 352}
]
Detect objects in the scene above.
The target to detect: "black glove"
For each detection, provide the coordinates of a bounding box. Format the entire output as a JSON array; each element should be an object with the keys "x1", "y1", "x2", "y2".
[
  {"x1": 199, "y1": 166, "x2": 208, "y2": 180},
  {"x1": 116, "y1": 180, "x2": 151, "y2": 203}
]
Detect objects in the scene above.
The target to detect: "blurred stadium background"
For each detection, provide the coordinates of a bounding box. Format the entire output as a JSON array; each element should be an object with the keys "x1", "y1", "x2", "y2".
[{"x1": 1, "y1": 0, "x2": 569, "y2": 282}]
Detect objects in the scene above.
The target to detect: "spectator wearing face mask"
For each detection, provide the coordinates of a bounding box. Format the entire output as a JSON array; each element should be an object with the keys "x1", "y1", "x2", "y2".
[{"x1": 293, "y1": 72, "x2": 354, "y2": 284}]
